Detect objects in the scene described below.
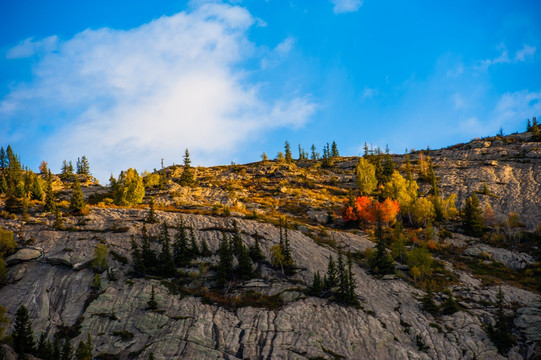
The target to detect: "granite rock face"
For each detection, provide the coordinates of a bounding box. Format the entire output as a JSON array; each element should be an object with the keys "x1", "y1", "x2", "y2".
[{"x1": 1, "y1": 209, "x2": 539, "y2": 360}]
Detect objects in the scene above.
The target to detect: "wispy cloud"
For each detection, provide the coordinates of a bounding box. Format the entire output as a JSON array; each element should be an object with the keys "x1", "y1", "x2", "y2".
[
  {"x1": 330, "y1": 0, "x2": 363, "y2": 14},
  {"x1": 477, "y1": 43, "x2": 536, "y2": 71},
  {"x1": 261, "y1": 37, "x2": 295, "y2": 69},
  {"x1": 6, "y1": 36, "x2": 59, "y2": 59},
  {"x1": 514, "y1": 44, "x2": 536, "y2": 62},
  {"x1": 0, "y1": 2, "x2": 316, "y2": 181}
]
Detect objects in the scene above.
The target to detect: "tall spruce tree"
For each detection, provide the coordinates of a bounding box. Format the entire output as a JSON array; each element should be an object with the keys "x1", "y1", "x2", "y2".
[
  {"x1": 462, "y1": 193, "x2": 485, "y2": 237},
  {"x1": 369, "y1": 211, "x2": 395, "y2": 275},
  {"x1": 189, "y1": 229, "x2": 200, "y2": 257},
  {"x1": 74, "y1": 334, "x2": 92, "y2": 360},
  {"x1": 131, "y1": 235, "x2": 145, "y2": 276},
  {"x1": 69, "y1": 177, "x2": 85, "y2": 214},
  {"x1": 331, "y1": 141, "x2": 339, "y2": 158},
  {"x1": 237, "y1": 243, "x2": 253, "y2": 280},
  {"x1": 324, "y1": 255, "x2": 338, "y2": 290},
  {"x1": 179, "y1": 148, "x2": 195, "y2": 186},
  {"x1": 60, "y1": 339, "x2": 73, "y2": 360},
  {"x1": 147, "y1": 286, "x2": 158, "y2": 310},
  {"x1": 146, "y1": 197, "x2": 158, "y2": 223},
  {"x1": 489, "y1": 286, "x2": 515, "y2": 354},
  {"x1": 284, "y1": 141, "x2": 293, "y2": 163},
  {"x1": 76, "y1": 156, "x2": 90, "y2": 175},
  {"x1": 140, "y1": 224, "x2": 157, "y2": 274},
  {"x1": 249, "y1": 232, "x2": 264, "y2": 262},
  {"x1": 173, "y1": 217, "x2": 190, "y2": 266},
  {"x1": 216, "y1": 232, "x2": 234, "y2": 288},
  {"x1": 13, "y1": 305, "x2": 35, "y2": 356},
  {"x1": 158, "y1": 221, "x2": 176, "y2": 277}
]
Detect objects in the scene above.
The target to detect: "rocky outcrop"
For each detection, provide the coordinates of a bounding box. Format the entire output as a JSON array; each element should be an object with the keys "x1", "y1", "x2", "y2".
[
  {"x1": 1, "y1": 209, "x2": 539, "y2": 360},
  {"x1": 464, "y1": 244, "x2": 535, "y2": 270},
  {"x1": 5, "y1": 248, "x2": 42, "y2": 265}
]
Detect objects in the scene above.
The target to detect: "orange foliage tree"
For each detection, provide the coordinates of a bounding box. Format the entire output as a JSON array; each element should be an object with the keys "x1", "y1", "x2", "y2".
[{"x1": 341, "y1": 196, "x2": 399, "y2": 224}]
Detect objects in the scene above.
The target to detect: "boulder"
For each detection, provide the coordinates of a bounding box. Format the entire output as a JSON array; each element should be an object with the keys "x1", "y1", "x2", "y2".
[{"x1": 5, "y1": 248, "x2": 41, "y2": 265}]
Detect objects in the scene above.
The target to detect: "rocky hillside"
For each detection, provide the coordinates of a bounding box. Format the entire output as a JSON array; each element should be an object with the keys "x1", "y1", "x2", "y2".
[{"x1": 0, "y1": 131, "x2": 540, "y2": 360}]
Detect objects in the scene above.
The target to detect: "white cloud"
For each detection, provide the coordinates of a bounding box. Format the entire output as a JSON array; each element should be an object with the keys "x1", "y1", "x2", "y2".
[
  {"x1": 514, "y1": 44, "x2": 536, "y2": 62},
  {"x1": 0, "y1": 2, "x2": 316, "y2": 181},
  {"x1": 261, "y1": 37, "x2": 295, "y2": 69},
  {"x1": 477, "y1": 43, "x2": 536, "y2": 71},
  {"x1": 330, "y1": 0, "x2": 363, "y2": 14},
  {"x1": 452, "y1": 93, "x2": 465, "y2": 109},
  {"x1": 494, "y1": 90, "x2": 541, "y2": 126},
  {"x1": 361, "y1": 87, "x2": 377, "y2": 100},
  {"x1": 5, "y1": 36, "x2": 59, "y2": 59}
]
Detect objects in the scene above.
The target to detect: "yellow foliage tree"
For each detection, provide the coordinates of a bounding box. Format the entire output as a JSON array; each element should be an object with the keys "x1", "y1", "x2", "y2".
[
  {"x1": 355, "y1": 158, "x2": 377, "y2": 195},
  {"x1": 410, "y1": 197, "x2": 435, "y2": 226},
  {"x1": 112, "y1": 168, "x2": 145, "y2": 206},
  {"x1": 382, "y1": 171, "x2": 418, "y2": 209}
]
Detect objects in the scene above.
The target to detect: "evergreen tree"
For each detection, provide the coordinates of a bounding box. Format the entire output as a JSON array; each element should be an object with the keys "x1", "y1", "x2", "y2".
[
  {"x1": 146, "y1": 197, "x2": 159, "y2": 223},
  {"x1": 173, "y1": 217, "x2": 189, "y2": 266},
  {"x1": 281, "y1": 218, "x2": 293, "y2": 271},
  {"x1": 381, "y1": 148, "x2": 394, "y2": 184},
  {"x1": 148, "y1": 352, "x2": 156, "y2": 360},
  {"x1": 131, "y1": 235, "x2": 145, "y2": 276},
  {"x1": 231, "y1": 220, "x2": 243, "y2": 257},
  {"x1": 237, "y1": 243, "x2": 253, "y2": 280},
  {"x1": 249, "y1": 233, "x2": 264, "y2": 262},
  {"x1": 158, "y1": 222, "x2": 176, "y2": 277},
  {"x1": 324, "y1": 255, "x2": 338, "y2": 290},
  {"x1": 216, "y1": 232, "x2": 234, "y2": 288},
  {"x1": 0, "y1": 147, "x2": 5, "y2": 169},
  {"x1": 61, "y1": 160, "x2": 74, "y2": 179},
  {"x1": 13, "y1": 305, "x2": 35, "y2": 356},
  {"x1": 179, "y1": 148, "x2": 195, "y2": 186},
  {"x1": 76, "y1": 156, "x2": 90, "y2": 175},
  {"x1": 189, "y1": 229, "x2": 200, "y2": 257},
  {"x1": 147, "y1": 286, "x2": 158, "y2": 310},
  {"x1": 346, "y1": 251, "x2": 358, "y2": 305},
  {"x1": 488, "y1": 286, "x2": 515, "y2": 354},
  {"x1": 31, "y1": 175, "x2": 43, "y2": 201},
  {"x1": 462, "y1": 193, "x2": 485, "y2": 237},
  {"x1": 60, "y1": 339, "x2": 73, "y2": 360},
  {"x1": 331, "y1": 141, "x2": 339, "y2": 158},
  {"x1": 200, "y1": 238, "x2": 212, "y2": 257},
  {"x1": 441, "y1": 289, "x2": 460, "y2": 315},
  {"x1": 404, "y1": 154, "x2": 413, "y2": 183},
  {"x1": 420, "y1": 282, "x2": 438, "y2": 315},
  {"x1": 336, "y1": 252, "x2": 348, "y2": 303},
  {"x1": 321, "y1": 143, "x2": 333, "y2": 167},
  {"x1": 309, "y1": 271, "x2": 322, "y2": 296},
  {"x1": 527, "y1": 118, "x2": 532, "y2": 131},
  {"x1": 69, "y1": 177, "x2": 85, "y2": 214},
  {"x1": 53, "y1": 337, "x2": 61, "y2": 360},
  {"x1": 369, "y1": 211, "x2": 395, "y2": 275},
  {"x1": 37, "y1": 333, "x2": 53, "y2": 360},
  {"x1": 310, "y1": 144, "x2": 318, "y2": 160},
  {"x1": 74, "y1": 334, "x2": 92, "y2": 360},
  {"x1": 141, "y1": 224, "x2": 157, "y2": 273},
  {"x1": 284, "y1": 141, "x2": 293, "y2": 163},
  {"x1": 44, "y1": 171, "x2": 56, "y2": 212}
]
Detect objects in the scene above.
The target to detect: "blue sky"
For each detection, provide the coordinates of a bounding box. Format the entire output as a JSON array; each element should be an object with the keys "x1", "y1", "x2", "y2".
[{"x1": 1, "y1": 0, "x2": 540, "y2": 181}]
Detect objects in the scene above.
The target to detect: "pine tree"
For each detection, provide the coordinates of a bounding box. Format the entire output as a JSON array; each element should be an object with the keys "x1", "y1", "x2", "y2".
[
  {"x1": 0, "y1": 147, "x2": 5, "y2": 169},
  {"x1": 53, "y1": 337, "x2": 61, "y2": 359},
  {"x1": 76, "y1": 156, "x2": 90, "y2": 175},
  {"x1": 231, "y1": 220, "x2": 243, "y2": 257},
  {"x1": 420, "y1": 282, "x2": 438, "y2": 315},
  {"x1": 527, "y1": 118, "x2": 532, "y2": 131},
  {"x1": 179, "y1": 148, "x2": 195, "y2": 186},
  {"x1": 310, "y1": 144, "x2": 318, "y2": 160},
  {"x1": 336, "y1": 252, "x2": 348, "y2": 303},
  {"x1": 369, "y1": 211, "x2": 395, "y2": 275},
  {"x1": 13, "y1": 305, "x2": 35, "y2": 356},
  {"x1": 147, "y1": 286, "x2": 158, "y2": 310},
  {"x1": 141, "y1": 224, "x2": 157, "y2": 273},
  {"x1": 61, "y1": 160, "x2": 74, "y2": 179},
  {"x1": 324, "y1": 255, "x2": 338, "y2": 290},
  {"x1": 441, "y1": 289, "x2": 460, "y2": 315},
  {"x1": 173, "y1": 217, "x2": 189, "y2": 266},
  {"x1": 69, "y1": 177, "x2": 85, "y2": 214},
  {"x1": 488, "y1": 286, "x2": 515, "y2": 354},
  {"x1": 462, "y1": 193, "x2": 485, "y2": 237},
  {"x1": 249, "y1": 233, "x2": 264, "y2": 262},
  {"x1": 37, "y1": 333, "x2": 53, "y2": 360},
  {"x1": 346, "y1": 251, "x2": 358, "y2": 305},
  {"x1": 131, "y1": 235, "x2": 145, "y2": 276},
  {"x1": 216, "y1": 232, "x2": 234, "y2": 288},
  {"x1": 74, "y1": 334, "x2": 92, "y2": 360},
  {"x1": 148, "y1": 352, "x2": 156, "y2": 360},
  {"x1": 158, "y1": 222, "x2": 176, "y2": 277},
  {"x1": 284, "y1": 141, "x2": 293, "y2": 163},
  {"x1": 60, "y1": 339, "x2": 73, "y2": 360},
  {"x1": 146, "y1": 197, "x2": 158, "y2": 223},
  {"x1": 281, "y1": 218, "x2": 293, "y2": 271},
  {"x1": 237, "y1": 243, "x2": 253, "y2": 280},
  {"x1": 309, "y1": 271, "x2": 322, "y2": 296},
  {"x1": 189, "y1": 229, "x2": 200, "y2": 257},
  {"x1": 200, "y1": 238, "x2": 212, "y2": 257},
  {"x1": 331, "y1": 141, "x2": 339, "y2": 158},
  {"x1": 31, "y1": 175, "x2": 43, "y2": 201}
]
